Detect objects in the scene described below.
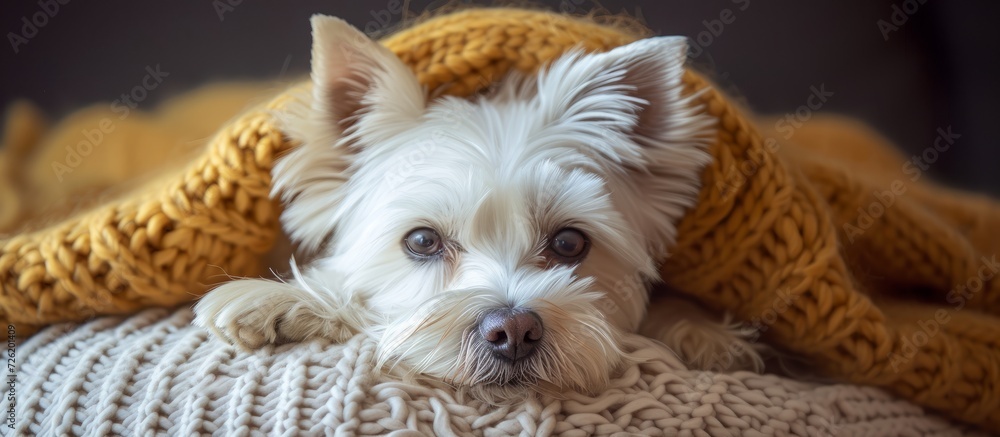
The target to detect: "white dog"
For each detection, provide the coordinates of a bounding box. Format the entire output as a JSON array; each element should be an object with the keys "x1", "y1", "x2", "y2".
[{"x1": 195, "y1": 14, "x2": 761, "y2": 402}]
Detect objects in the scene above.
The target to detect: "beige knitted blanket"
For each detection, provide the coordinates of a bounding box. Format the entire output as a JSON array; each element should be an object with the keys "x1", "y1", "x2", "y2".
[{"x1": 11, "y1": 308, "x2": 982, "y2": 436}]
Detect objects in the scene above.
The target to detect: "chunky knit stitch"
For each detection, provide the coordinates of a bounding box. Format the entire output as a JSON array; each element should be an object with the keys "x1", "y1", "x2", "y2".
[
  {"x1": 0, "y1": 91, "x2": 290, "y2": 335},
  {"x1": 2, "y1": 7, "x2": 999, "y2": 432},
  {"x1": 13, "y1": 307, "x2": 985, "y2": 436},
  {"x1": 661, "y1": 75, "x2": 1000, "y2": 431}
]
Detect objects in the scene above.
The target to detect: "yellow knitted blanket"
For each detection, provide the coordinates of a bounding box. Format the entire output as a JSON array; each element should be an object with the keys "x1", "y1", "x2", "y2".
[{"x1": 2, "y1": 7, "x2": 999, "y2": 432}]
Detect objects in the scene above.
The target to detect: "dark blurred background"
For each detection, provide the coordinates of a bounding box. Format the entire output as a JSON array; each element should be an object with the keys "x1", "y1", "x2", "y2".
[{"x1": 1, "y1": 1, "x2": 998, "y2": 195}]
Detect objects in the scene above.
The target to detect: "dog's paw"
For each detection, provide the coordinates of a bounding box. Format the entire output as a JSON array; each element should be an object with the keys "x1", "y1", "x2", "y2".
[
  {"x1": 641, "y1": 296, "x2": 765, "y2": 372},
  {"x1": 215, "y1": 305, "x2": 283, "y2": 350},
  {"x1": 272, "y1": 304, "x2": 361, "y2": 345},
  {"x1": 654, "y1": 318, "x2": 763, "y2": 372},
  {"x1": 193, "y1": 278, "x2": 368, "y2": 350}
]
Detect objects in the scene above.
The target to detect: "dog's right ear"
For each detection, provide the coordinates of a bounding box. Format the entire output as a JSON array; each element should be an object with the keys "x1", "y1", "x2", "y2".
[
  {"x1": 273, "y1": 16, "x2": 426, "y2": 254},
  {"x1": 309, "y1": 14, "x2": 426, "y2": 142}
]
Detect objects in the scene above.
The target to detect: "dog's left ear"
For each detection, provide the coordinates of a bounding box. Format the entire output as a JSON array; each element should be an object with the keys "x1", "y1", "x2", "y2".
[
  {"x1": 536, "y1": 37, "x2": 715, "y2": 252},
  {"x1": 536, "y1": 37, "x2": 714, "y2": 166}
]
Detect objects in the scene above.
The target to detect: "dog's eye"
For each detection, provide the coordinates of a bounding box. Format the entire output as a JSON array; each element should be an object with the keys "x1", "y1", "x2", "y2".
[
  {"x1": 548, "y1": 228, "x2": 589, "y2": 263},
  {"x1": 404, "y1": 227, "x2": 444, "y2": 257}
]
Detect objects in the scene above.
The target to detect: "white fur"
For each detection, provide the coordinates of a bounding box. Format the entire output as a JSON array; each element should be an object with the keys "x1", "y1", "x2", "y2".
[{"x1": 195, "y1": 14, "x2": 761, "y2": 402}]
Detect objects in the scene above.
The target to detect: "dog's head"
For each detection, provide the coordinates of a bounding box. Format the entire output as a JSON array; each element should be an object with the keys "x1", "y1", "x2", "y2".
[{"x1": 276, "y1": 15, "x2": 714, "y2": 401}]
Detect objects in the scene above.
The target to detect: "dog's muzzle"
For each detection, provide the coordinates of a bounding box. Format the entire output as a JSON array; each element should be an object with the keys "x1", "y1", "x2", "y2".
[{"x1": 477, "y1": 308, "x2": 544, "y2": 362}]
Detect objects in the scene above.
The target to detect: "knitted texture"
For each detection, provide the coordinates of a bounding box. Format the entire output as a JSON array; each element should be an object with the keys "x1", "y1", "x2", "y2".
[
  {"x1": 0, "y1": 86, "x2": 292, "y2": 335},
  {"x1": 3, "y1": 6, "x2": 1000, "y2": 432},
  {"x1": 12, "y1": 307, "x2": 985, "y2": 437},
  {"x1": 662, "y1": 74, "x2": 1000, "y2": 431}
]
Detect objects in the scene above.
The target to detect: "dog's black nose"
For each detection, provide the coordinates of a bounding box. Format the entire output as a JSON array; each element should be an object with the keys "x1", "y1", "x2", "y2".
[{"x1": 479, "y1": 309, "x2": 543, "y2": 362}]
